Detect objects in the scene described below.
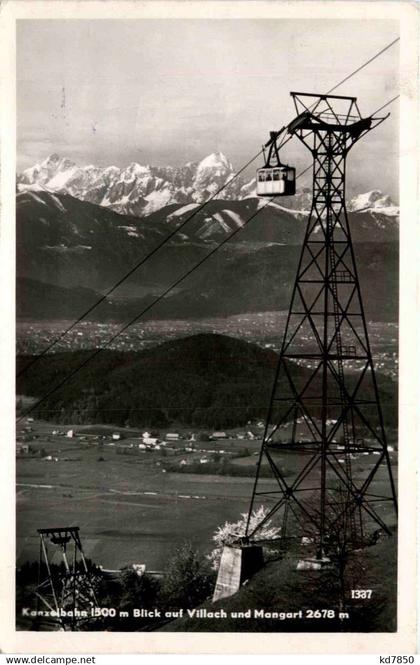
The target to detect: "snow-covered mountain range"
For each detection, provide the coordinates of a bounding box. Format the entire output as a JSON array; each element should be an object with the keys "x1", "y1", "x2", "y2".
[
  {"x1": 17, "y1": 152, "x2": 250, "y2": 216},
  {"x1": 347, "y1": 190, "x2": 399, "y2": 216},
  {"x1": 17, "y1": 153, "x2": 399, "y2": 218}
]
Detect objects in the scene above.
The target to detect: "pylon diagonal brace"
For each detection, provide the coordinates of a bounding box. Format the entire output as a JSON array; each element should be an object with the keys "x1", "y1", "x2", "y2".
[{"x1": 246, "y1": 92, "x2": 397, "y2": 553}]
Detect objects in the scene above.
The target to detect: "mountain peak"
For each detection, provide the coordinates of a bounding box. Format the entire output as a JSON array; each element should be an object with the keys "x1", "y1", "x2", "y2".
[
  {"x1": 39, "y1": 153, "x2": 76, "y2": 173},
  {"x1": 348, "y1": 190, "x2": 398, "y2": 214},
  {"x1": 198, "y1": 152, "x2": 232, "y2": 170},
  {"x1": 125, "y1": 162, "x2": 151, "y2": 175},
  {"x1": 17, "y1": 153, "x2": 398, "y2": 219},
  {"x1": 43, "y1": 153, "x2": 61, "y2": 164}
]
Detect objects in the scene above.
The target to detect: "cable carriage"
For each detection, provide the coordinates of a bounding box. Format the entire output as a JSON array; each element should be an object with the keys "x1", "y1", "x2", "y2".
[
  {"x1": 257, "y1": 165, "x2": 296, "y2": 196},
  {"x1": 257, "y1": 131, "x2": 296, "y2": 197}
]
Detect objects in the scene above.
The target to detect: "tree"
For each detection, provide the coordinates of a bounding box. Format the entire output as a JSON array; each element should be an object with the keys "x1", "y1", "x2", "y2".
[
  {"x1": 119, "y1": 567, "x2": 160, "y2": 611},
  {"x1": 208, "y1": 506, "x2": 281, "y2": 571},
  {"x1": 160, "y1": 542, "x2": 215, "y2": 609}
]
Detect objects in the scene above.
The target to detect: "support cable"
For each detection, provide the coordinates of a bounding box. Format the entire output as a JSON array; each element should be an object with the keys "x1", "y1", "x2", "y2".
[
  {"x1": 325, "y1": 38, "x2": 400, "y2": 95},
  {"x1": 16, "y1": 92, "x2": 400, "y2": 423},
  {"x1": 17, "y1": 38, "x2": 400, "y2": 377},
  {"x1": 17, "y1": 150, "x2": 263, "y2": 377},
  {"x1": 276, "y1": 37, "x2": 400, "y2": 153},
  {"x1": 17, "y1": 197, "x2": 275, "y2": 422}
]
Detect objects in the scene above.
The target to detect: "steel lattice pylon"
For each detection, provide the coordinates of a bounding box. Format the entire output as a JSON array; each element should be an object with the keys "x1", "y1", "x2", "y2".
[
  {"x1": 246, "y1": 93, "x2": 397, "y2": 556},
  {"x1": 35, "y1": 527, "x2": 99, "y2": 630}
]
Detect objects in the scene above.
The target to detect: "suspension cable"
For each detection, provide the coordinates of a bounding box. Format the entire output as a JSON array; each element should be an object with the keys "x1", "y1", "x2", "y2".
[
  {"x1": 17, "y1": 76, "x2": 400, "y2": 423},
  {"x1": 371, "y1": 95, "x2": 400, "y2": 116},
  {"x1": 16, "y1": 38, "x2": 401, "y2": 418},
  {"x1": 326, "y1": 38, "x2": 400, "y2": 95},
  {"x1": 17, "y1": 91, "x2": 400, "y2": 422},
  {"x1": 17, "y1": 37, "x2": 400, "y2": 377},
  {"x1": 17, "y1": 149, "x2": 263, "y2": 377},
  {"x1": 16, "y1": 196, "x2": 276, "y2": 422},
  {"x1": 277, "y1": 37, "x2": 400, "y2": 152}
]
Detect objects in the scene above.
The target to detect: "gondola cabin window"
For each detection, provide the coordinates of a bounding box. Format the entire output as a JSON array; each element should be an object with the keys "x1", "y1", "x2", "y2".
[{"x1": 256, "y1": 165, "x2": 296, "y2": 197}]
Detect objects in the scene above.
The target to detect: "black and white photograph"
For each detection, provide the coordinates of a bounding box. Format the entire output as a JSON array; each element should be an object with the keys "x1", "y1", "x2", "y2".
[{"x1": 1, "y1": 0, "x2": 418, "y2": 653}]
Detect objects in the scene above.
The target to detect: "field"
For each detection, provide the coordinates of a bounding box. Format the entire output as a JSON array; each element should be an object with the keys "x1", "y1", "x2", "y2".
[
  {"x1": 16, "y1": 419, "x2": 398, "y2": 573},
  {"x1": 17, "y1": 421, "x2": 263, "y2": 570}
]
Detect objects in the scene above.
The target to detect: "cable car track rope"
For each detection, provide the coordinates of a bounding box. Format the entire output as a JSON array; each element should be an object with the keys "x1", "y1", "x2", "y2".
[
  {"x1": 16, "y1": 195, "x2": 276, "y2": 422},
  {"x1": 16, "y1": 43, "x2": 400, "y2": 418},
  {"x1": 325, "y1": 37, "x2": 400, "y2": 96},
  {"x1": 17, "y1": 36, "x2": 400, "y2": 378},
  {"x1": 16, "y1": 82, "x2": 399, "y2": 423},
  {"x1": 17, "y1": 150, "x2": 262, "y2": 377}
]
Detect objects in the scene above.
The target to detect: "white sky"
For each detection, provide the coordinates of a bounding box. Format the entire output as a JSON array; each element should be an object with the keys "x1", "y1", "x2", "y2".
[{"x1": 17, "y1": 19, "x2": 399, "y2": 197}]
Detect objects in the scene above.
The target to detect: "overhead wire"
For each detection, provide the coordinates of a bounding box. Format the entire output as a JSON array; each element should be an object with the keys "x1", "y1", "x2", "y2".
[
  {"x1": 276, "y1": 36, "x2": 400, "y2": 153},
  {"x1": 290, "y1": 93, "x2": 400, "y2": 182},
  {"x1": 371, "y1": 95, "x2": 400, "y2": 116},
  {"x1": 16, "y1": 195, "x2": 276, "y2": 422},
  {"x1": 17, "y1": 86, "x2": 400, "y2": 423},
  {"x1": 325, "y1": 37, "x2": 400, "y2": 96},
  {"x1": 16, "y1": 42, "x2": 401, "y2": 420},
  {"x1": 17, "y1": 36, "x2": 400, "y2": 377},
  {"x1": 17, "y1": 148, "x2": 264, "y2": 377}
]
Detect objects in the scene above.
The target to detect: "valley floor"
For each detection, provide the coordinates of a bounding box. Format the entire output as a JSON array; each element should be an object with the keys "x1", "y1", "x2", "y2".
[
  {"x1": 16, "y1": 417, "x2": 398, "y2": 633},
  {"x1": 16, "y1": 419, "x2": 398, "y2": 572}
]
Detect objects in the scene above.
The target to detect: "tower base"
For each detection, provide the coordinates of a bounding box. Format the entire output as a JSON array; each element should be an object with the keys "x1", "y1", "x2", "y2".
[
  {"x1": 213, "y1": 545, "x2": 264, "y2": 602},
  {"x1": 296, "y1": 556, "x2": 332, "y2": 571}
]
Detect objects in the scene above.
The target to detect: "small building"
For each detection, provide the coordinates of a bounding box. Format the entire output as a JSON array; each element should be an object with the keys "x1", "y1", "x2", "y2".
[
  {"x1": 297, "y1": 557, "x2": 331, "y2": 571},
  {"x1": 144, "y1": 438, "x2": 158, "y2": 446},
  {"x1": 211, "y1": 432, "x2": 227, "y2": 440},
  {"x1": 66, "y1": 429, "x2": 74, "y2": 438},
  {"x1": 166, "y1": 433, "x2": 180, "y2": 441},
  {"x1": 99, "y1": 564, "x2": 147, "y2": 580},
  {"x1": 112, "y1": 433, "x2": 121, "y2": 441},
  {"x1": 132, "y1": 564, "x2": 146, "y2": 578}
]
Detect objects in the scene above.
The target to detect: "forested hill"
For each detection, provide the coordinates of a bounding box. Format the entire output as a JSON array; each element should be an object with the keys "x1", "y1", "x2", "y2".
[
  {"x1": 16, "y1": 333, "x2": 396, "y2": 429},
  {"x1": 17, "y1": 334, "x2": 279, "y2": 428}
]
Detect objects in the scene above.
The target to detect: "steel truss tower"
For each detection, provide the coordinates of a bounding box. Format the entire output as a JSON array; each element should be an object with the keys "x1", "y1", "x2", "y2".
[
  {"x1": 246, "y1": 93, "x2": 397, "y2": 555},
  {"x1": 35, "y1": 527, "x2": 99, "y2": 630}
]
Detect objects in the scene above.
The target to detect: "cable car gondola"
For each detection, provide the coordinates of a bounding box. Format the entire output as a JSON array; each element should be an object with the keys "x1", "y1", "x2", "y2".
[
  {"x1": 256, "y1": 131, "x2": 296, "y2": 197},
  {"x1": 256, "y1": 165, "x2": 296, "y2": 197}
]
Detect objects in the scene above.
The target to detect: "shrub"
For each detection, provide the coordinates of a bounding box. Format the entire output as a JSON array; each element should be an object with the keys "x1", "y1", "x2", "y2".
[
  {"x1": 160, "y1": 542, "x2": 215, "y2": 609},
  {"x1": 119, "y1": 567, "x2": 160, "y2": 611},
  {"x1": 208, "y1": 506, "x2": 281, "y2": 570}
]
